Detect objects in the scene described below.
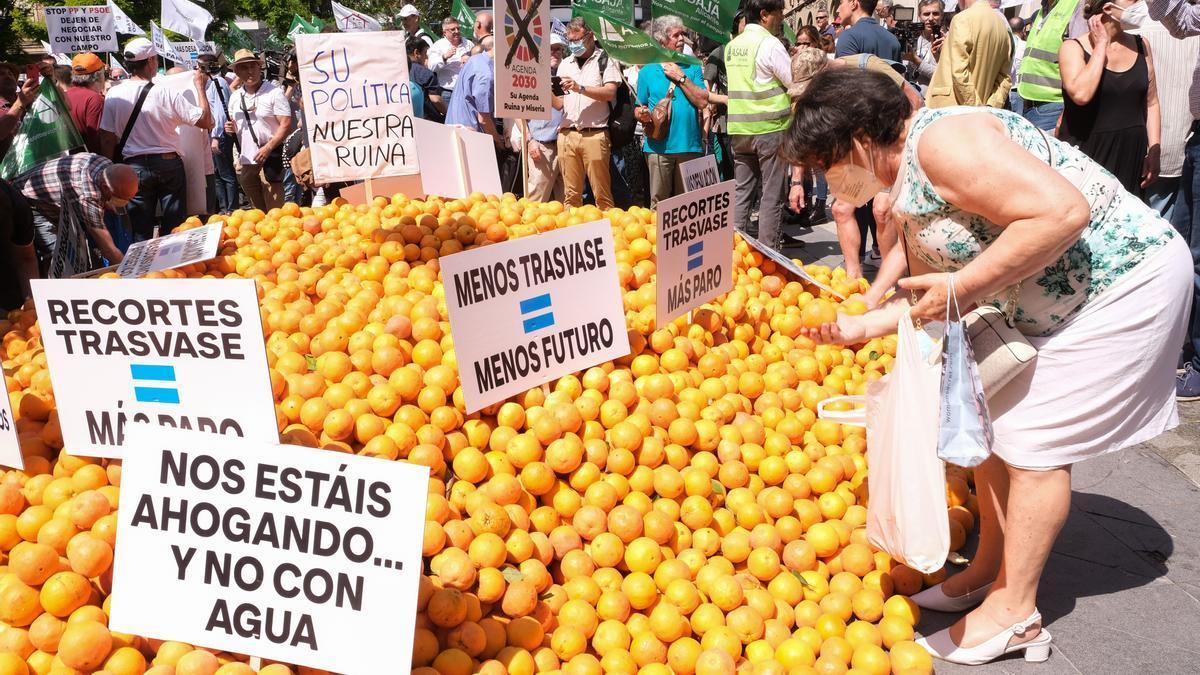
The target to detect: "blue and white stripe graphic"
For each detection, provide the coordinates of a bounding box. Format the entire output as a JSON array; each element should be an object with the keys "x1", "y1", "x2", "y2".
[
  {"x1": 687, "y1": 241, "x2": 704, "y2": 271},
  {"x1": 130, "y1": 364, "x2": 179, "y2": 404},
  {"x1": 519, "y1": 293, "x2": 555, "y2": 334}
]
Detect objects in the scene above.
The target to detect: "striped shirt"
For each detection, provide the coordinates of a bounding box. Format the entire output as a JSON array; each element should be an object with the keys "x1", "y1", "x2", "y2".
[
  {"x1": 1131, "y1": 20, "x2": 1200, "y2": 177},
  {"x1": 10, "y1": 152, "x2": 111, "y2": 234},
  {"x1": 1148, "y1": 0, "x2": 1200, "y2": 121}
]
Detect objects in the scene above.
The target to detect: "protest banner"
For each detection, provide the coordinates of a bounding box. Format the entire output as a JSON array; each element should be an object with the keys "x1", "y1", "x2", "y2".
[
  {"x1": 117, "y1": 223, "x2": 222, "y2": 278},
  {"x1": 656, "y1": 180, "x2": 735, "y2": 326},
  {"x1": 739, "y1": 232, "x2": 846, "y2": 299},
  {"x1": 576, "y1": 9, "x2": 701, "y2": 66},
  {"x1": 451, "y1": 0, "x2": 478, "y2": 27},
  {"x1": 680, "y1": 154, "x2": 719, "y2": 192},
  {"x1": 331, "y1": 0, "x2": 383, "y2": 31},
  {"x1": 0, "y1": 79, "x2": 85, "y2": 180},
  {"x1": 111, "y1": 425, "x2": 430, "y2": 673},
  {"x1": 288, "y1": 14, "x2": 322, "y2": 41},
  {"x1": 495, "y1": 0, "x2": 551, "y2": 121},
  {"x1": 574, "y1": 0, "x2": 633, "y2": 26},
  {"x1": 45, "y1": 5, "x2": 118, "y2": 54},
  {"x1": 412, "y1": 117, "x2": 502, "y2": 199},
  {"x1": 151, "y1": 21, "x2": 190, "y2": 66},
  {"x1": 441, "y1": 219, "x2": 631, "y2": 412},
  {"x1": 30, "y1": 279, "x2": 278, "y2": 459},
  {"x1": 0, "y1": 375, "x2": 21, "y2": 469},
  {"x1": 162, "y1": 0, "x2": 214, "y2": 42},
  {"x1": 295, "y1": 32, "x2": 419, "y2": 184},
  {"x1": 651, "y1": 0, "x2": 740, "y2": 45},
  {"x1": 108, "y1": 0, "x2": 145, "y2": 36}
]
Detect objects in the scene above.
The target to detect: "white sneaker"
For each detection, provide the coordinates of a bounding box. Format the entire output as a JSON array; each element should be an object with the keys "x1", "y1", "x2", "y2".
[{"x1": 917, "y1": 609, "x2": 1052, "y2": 665}]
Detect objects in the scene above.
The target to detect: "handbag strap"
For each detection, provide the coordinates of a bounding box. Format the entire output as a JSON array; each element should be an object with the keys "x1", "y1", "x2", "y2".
[
  {"x1": 116, "y1": 82, "x2": 154, "y2": 160},
  {"x1": 239, "y1": 91, "x2": 262, "y2": 147}
]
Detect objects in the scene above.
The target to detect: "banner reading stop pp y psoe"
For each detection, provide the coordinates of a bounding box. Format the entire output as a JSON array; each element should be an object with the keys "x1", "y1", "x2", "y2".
[
  {"x1": 495, "y1": 0, "x2": 552, "y2": 120},
  {"x1": 30, "y1": 279, "x2": 278, "y2": 459},
  {"x1": 110, "y1": 425, "x2": 430, "y2": 674},
  {"x1": 295, "y1": 32, "x2": 419, "y2": 183},
  {"x1": 442, "y1": 219, "x2": 631, "y2": 412},
  {"x1": 656, "y1": 179, "x2": 735, "y2": 326},
  {"x1": 45, "y1": 5, "x2": 117, "y2": 54}
]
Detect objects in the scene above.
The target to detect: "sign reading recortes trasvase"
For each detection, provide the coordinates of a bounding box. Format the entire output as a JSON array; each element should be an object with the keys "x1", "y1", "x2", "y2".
[
  {"x1": 656, "y1": 179, "x2": 735, "y2": 326},
  {"x1": 31, "y1": 279, "x2": 278, "y2": 459},
  {"x1": 110, "y1": 425, "x2": 430, "y2": 674},
  {"x1": 494, "y1": 0, "x2": 552, "y2": 120},
  {"x1": 442, "y1": 219, "x2": 631, "y2": 412}
]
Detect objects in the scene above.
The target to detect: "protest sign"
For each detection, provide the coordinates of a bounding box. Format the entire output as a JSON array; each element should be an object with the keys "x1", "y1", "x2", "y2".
[
  {"x1": 651, "y1": 0, "x2": 740, "y2": 45},
  {"x1": 441, "y1": 219, "x2": 631, "y2": 412},
  {"x1": 680, "y1": 154, "x2": 719, "y2": 192},
  {"x1": 45, "y1": 5, "x2": 118, "y2": 54},
  {"x1": 117, "y1": 223, "x2": 222, "y2": 278},
  {"x1": 656, "y1": 180, "x2": 735, "y2": 326},
  {"x1": 412, "y1": 117, "x2": 502, "y2": 199},
  {"x1": 574, "y1": 0, "x2": 633, "y2": 26},
  {"x1": 0, "y1": 375, "x2": 21, "y2": 469},
  {"x1": 0, "y1": 78, "x2": 85, "y2": 180},
  {"x1": 295, "y1": 32, "x2": 419, "y2": 184},
  {"x1": 111, "y1": 425, "x2": 430, "y2": 673},
  {"x1": 495, "y1": 0, "x2": 552, "y2": 121},
  {"x1": 739, "y1": 232, "x2": 846, "y2": 299},
  {"x1": 30, "y1": 279, "x2": 278, "y2": 459},
  {"x1": 576, "y1": 9, "x2": 701, "y2": 66}
]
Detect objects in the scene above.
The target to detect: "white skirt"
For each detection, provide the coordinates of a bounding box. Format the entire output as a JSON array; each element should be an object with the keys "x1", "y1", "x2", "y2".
[{"x1": 989, "y1": 235, "x2": 1193, "y2": 469}]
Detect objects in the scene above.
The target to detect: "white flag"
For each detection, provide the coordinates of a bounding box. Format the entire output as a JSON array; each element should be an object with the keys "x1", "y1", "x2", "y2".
[
  {"x1": 161, "y1": 0, "x2": 213, "y2": 42},
  {"x1": 150, "y1": 21, "x2": 190, "y2": 67},
  {"x1": 109, "y1": 53, "x2": 126, "y2": 71},
  {"x1": 40, "y1": 41, "x2": 72, "y2": 64},
  {"x1": 108, "y1": 0, "x2": 146, "y2": 36},
  {"x1": 331, "y1": 0, "x2": 382, "y2": 32}
]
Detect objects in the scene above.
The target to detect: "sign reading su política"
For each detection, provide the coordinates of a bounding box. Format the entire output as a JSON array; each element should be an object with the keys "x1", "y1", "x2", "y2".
[
  {"x1": 294, "y1": 32, "x2": 419, "y2": 183},
  {"x1": 441, "y1": 219, "x2": 631, "y2": 413},
  {"x1": 110, "y1": 425, "x2": 430, "y2": 674},
  {"x1": 45, "y1": 5, "x2": 117, "y2": 54},
  {"x1": 494, "y1": 0, "x2": 552, "y2": 120},
  {"x1": 655, "y1": 180, "x2": 736, "y2": 326},
  {"x1": 30, "y1": 279, "x2": 278, "y2": 459}
]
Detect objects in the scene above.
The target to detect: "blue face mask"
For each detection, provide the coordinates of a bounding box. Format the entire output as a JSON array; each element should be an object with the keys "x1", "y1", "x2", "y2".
[{"x1": 568, "y1": 40, "x2": 586, "y2": 57}]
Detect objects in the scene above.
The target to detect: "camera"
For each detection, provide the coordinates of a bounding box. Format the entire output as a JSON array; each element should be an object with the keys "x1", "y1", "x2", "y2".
[
  {"x1": 551, "y1": 75, "x2": 564, "y2": 97},
  {"x1": 198, "y1": 60, "x2": 221, "y2": 75},
  {"x1": 887, "y1": 6, "x2": 924, "y2": 53}
]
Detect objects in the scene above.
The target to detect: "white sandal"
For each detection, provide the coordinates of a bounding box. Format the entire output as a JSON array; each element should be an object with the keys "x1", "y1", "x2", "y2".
[
  {"x1": 910, "y1": 580, "x2": 993, "y2": 612},
  {"x1": 917, "y1": 609, "x2": 1052, "y2": 665}
]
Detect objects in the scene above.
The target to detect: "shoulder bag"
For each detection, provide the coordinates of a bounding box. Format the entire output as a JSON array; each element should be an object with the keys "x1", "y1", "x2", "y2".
[
  {"x1": 643, "y1": 82, "x2": 675, "y2": 141},
  {"x1": 239, "y1": 90, "x2": 286, "y2": 183},
  {"x1": 114, "y1": 82, "x2": 154, "y2": 161}
]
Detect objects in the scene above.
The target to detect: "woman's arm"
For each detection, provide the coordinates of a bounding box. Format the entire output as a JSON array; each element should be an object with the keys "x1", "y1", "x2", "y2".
[
  {"x1": 1059, "y1": 20, "x2": 1108, "y2": 107},
  {"x1": 1142, "y1": 38, "x2": 1161, "y2": 187}
]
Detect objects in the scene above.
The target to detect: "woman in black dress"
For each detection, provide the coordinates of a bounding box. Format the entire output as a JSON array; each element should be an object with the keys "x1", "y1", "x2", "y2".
[{"x1": 1058, "y1": 0, "x2": 1160, "y2": 195}]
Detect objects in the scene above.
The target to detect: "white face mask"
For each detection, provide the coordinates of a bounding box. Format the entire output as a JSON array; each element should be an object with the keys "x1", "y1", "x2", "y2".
[
  {"x1": 1113, "y1": 0, "x2": 1148, "y2": 29},
  {"x1": 826, "y1": 143, "x2": 885, "y2": 208}
]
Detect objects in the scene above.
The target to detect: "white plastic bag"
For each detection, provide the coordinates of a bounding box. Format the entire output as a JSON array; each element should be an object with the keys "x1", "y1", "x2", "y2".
[
  {"x1": 864, "y1": 310, "x2": 950, "y2": 573},
  {"x1": 937, "y1": 275, "x2": 994, "y2": 467}
]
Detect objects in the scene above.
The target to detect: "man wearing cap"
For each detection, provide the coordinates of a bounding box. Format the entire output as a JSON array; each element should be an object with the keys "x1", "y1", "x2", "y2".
[
  {"x1": 66, "y1": 53, "x2": 106, "y2": 155},
  {"x1": 226, "y1": 49, "x2": 293, "y2": 212},
  {"x1": 99, "y1": 37, "x2": 214, "y2": 241},
  {"x1": 397, "y1": 4, "x2": 434, "y2": 48}
]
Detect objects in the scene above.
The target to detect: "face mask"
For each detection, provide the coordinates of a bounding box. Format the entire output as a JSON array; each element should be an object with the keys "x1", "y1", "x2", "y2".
[
  {"x1": 825, "y1": 143, "x2": 885, "y2": 208},
  {"x1": 1114, "y1": 0, "x2": 1147, "y2": 29},
  {"x1": 568, "y1": 40, "x2": 587, "y2": 57}
]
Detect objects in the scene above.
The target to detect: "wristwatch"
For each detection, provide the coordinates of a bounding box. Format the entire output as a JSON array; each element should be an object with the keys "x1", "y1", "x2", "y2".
[{"x1": 580, "y1": 84, "x2": 587, "y2": 94}]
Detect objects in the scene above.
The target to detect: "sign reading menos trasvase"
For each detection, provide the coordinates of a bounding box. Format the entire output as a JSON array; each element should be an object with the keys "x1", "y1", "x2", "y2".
[
  {"x1": 656, "y1": 179, "x2": 735, "y2": 326},
  {"x1": 45, "y1": 5, "x2": 117, "y2": 54},
  {"x1": 442, "y1": 219, "x2": 631, "y2": 412},
  {"x1": 110, "y1": 425, "x2": 430, "y2": 674},
  {"x1": 31, "y1": 279, "x2": 277, "y2": 459}
]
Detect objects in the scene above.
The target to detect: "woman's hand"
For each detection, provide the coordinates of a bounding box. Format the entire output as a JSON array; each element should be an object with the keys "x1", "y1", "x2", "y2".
[
  {"x1": 1088, "y1": 15, "x2": 1110, "y2": 51},
  {"x1": 798, "y1": 313, "x2": 868, "y2": 345},
  {"x1": 897, "y1": 272, "x2": 953, "y2": 323},
  {"x1": 634, "y1": 106, "x2": 653, "y2": 123},
  {"x1": 1142, "y1": 144, "x2": 1161, "y2": 188}
]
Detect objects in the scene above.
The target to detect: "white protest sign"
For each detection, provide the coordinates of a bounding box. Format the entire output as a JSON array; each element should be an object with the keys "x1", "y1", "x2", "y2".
[
  {"x1": 0, "y1": 375, "x2": 21, "y2": 469},
  {"x1": 739, "y1": 232, "x2": 846, "y2": 299},
  {"x1": 45, "y1": 5, "x2": 118, "y2": 54},
  {"x1": 117, "y1": 223, "x2": 222, "y2": 278},
  {"x1": 494, "y1": 0, "x2": 552, "y2": 120},
  {"x1": 680, "y1": 154, "x2": 719, "y2": 192},
  {"x1": 442, "y1": 220, "x2": 631, "y2": 412},
  {"x1": 656, "y1": 180, "x2": 735, "y2": 326},
  {"x1": 30, "y1": 279, "x2": 278, "y2": 459},
  {"x1": 413, "y1": 117, "x2": 502, "y2": 199},
  {"x1": 295, "y1": 32, "x2": 419, "y2": 183},
  {"x1": 110, "y1": 425, "x2": 430, "y2": 674}
]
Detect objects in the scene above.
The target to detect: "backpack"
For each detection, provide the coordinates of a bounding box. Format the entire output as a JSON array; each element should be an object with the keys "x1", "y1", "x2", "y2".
[{"x1": 597, "y1": 51, "x2": 636, "y2": 150}]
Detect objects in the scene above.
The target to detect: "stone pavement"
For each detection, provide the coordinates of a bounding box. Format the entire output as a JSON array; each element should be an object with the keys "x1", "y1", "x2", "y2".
[{"x1": 785, "y1": 221, "x2": 1200, "y2": 673}]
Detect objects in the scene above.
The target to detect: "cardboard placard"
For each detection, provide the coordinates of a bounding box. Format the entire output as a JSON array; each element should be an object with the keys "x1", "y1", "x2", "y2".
[
  {"x1": 337, "y1": 174, "x2": 426, "y2": 205},
  {"x1": 740, "y1": 231, "x2": 846, "y2": 299},
  {"x1": 45, "y1": 5, "x2": 117, "y2": 54},
  {"x1": 0, "y1": 375, "x2": 21, "y2": 469},
  {"x1": 117, "y1": 223, "x2": 222, "y2": 278},
  {"x1": 494, "y1": 0, "x2": 552, "y2": 120},
  {"x1": 656, "y1": 180, "x2": 735, "y2": 326},
  {"x1": 441, "y1": 219, "x2": 631, "y2": 412},
  {"x1": 110, "y1": 425, "x2": 430, "y2": 674},
  {"x1": 680, "y1": 154, "x2": 719, "y2": 192},
  {"x1": 30, "y1": 279, "x2": 278, "y2": 459},
  {"x1": 295, "y1": 32, "x2": 419, "y2": 183},
  {"x1": 413, "y1": 118, "x2": 502, "y2": 199}
]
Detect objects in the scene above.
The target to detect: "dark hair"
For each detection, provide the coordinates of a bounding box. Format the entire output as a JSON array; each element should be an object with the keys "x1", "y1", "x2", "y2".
[
  {"x1": 798, "y1": 25, "x2": 822, "y2": 45},
  {"x1": 406, "y1": 37, "x2": 429, "y2": 55},
  {"x1": 744, "y1": 0, "x2": 785, "y2": 25},
  {"x1": 53, "y1": 65, "x2": 72, "y2": 86},
  {"x1": 858, "y1": 0, "x2": 881, "y2": 16},
  {"x1": 782, "y1": 68, "x2": 911, "y2": 170},
  {"x1": 127, "y1": 58, "x2": 154, "y2": 75},
  {"x1": 732, "y1": 10, "x2": 746, "y2": 33},
  {"x1": 1082, "y1": 0, "x2": 1109, "y2": 19}
]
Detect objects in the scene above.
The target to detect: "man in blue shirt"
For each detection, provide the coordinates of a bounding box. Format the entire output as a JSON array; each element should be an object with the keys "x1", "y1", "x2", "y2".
[
  {"x1": 445, "y1": 36, "x2": 504, "y2": 149},
  {"x1": 835, "y1": 0, "x2": 903, "y2": 60},
  {"x1": 198, "y1": 54, "x2": 237, "y2": 214}
]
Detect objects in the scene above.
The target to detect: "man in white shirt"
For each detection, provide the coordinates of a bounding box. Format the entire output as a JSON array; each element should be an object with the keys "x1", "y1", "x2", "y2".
[
  {"x1": 225, "y1": 49, "x2": 293, "y2": 211},
  {"x1": 554, "y1": 18, "x2": 622, "y2": 210},
  {"x1": 429, "y1": 17, "x2": 476, "y2": 94},
  {"x1": 99, "y1": 37, "x2": 213, "y2": 240},
  {"x1": 397, "y1": 4, "x2": 434, "y2": 47}
]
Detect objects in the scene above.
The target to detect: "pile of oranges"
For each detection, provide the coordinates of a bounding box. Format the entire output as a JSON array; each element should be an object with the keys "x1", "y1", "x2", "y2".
[{"x1": 0, "y1": 193, "x2": 977, "y2": 675}]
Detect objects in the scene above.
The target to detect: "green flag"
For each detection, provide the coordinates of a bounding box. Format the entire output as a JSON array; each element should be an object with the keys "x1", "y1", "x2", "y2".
[
  {"x1": 0, "y1": 80, "x2": 85, "y2": 180},
  {"x1": 576, "y1": 9, "x2": 701, "y2": 66},
  {"x1": 650, "y1": 0, "x2": 740, "y2": 45},
  {"x1": 264, "y1": 31, "x2": 290, "y2": 52},
  {"x1": 783, "y1": 22, "x2": 797, "y2": 45},
  {"x1": 309, "y1": 15, "x2": 327, "y2": 31},
  {"x1": 575, "y1": 0, "x2": 634, "y2": 26},
  {"x1": 220, "y1": 23, "x2": 256, "y2": 61},
  {"x1": 287, "y1": 14, "x2": 321, "y2": 41},
  {"x1": 451, "y1": 0, "x2": 476, "y2": 28}
]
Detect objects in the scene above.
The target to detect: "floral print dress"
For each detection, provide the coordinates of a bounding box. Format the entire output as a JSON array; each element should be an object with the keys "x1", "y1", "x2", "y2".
[{"x1": 890, "y1": 106, "x2": 1176, "y2": 337}]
